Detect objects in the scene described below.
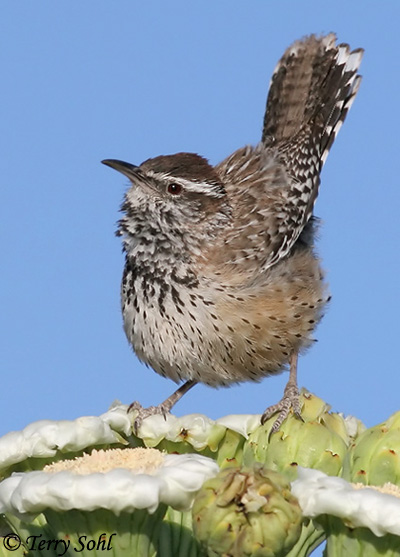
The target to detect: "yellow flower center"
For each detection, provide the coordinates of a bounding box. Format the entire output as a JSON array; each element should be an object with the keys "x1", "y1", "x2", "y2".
[
  {"x1": 352, "y1": 482, "x2": 400, "y2": 498},
  {"x1": 43, "y1": 448, "x2": 165, "y2": 475}
]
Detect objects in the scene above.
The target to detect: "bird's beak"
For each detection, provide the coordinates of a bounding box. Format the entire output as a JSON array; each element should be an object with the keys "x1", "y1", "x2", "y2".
[{"x1": 101, "y1": 159, "x2": 139, "y2": 180}]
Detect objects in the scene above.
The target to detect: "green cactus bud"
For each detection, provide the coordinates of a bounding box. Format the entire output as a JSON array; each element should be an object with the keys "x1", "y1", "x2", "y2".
[
  {"x1": 243, "y1": 391, "x2": 352, "y2": 482},
  {"x1": 240, "y1": 392, "x2": 361, "y2": 557},
  {"x1": 325, "y1": 411, "x2": 400, "y2": 555},
  {"x1": 192, "y1": 464, "x2": 302, "y2": 557},
  {"x1": 344, "y1": 410, "x2": 400, "y2": 486}
]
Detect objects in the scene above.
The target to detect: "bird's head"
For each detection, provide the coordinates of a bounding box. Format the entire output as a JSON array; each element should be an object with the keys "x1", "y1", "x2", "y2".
[{"x1": 103, "y1": 153, "x2": 231, "y2": 258}]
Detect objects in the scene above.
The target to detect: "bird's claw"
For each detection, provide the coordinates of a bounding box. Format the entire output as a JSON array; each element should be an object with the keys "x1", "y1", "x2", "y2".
[
  {"x1": 261, "y1": 382, "x2": 303, "y2": 435},
  {"x1": 128, "y1": 401, "x2": 169, "y2": 434}
]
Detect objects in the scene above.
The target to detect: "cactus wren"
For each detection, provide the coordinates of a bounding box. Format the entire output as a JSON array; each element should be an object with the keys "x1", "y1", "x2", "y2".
[{"x1": 103, "y1": 34, "x2": 363, "y2": 432}]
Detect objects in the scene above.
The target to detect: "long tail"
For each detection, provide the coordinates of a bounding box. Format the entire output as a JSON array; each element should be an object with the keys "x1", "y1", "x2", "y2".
[
  {"x1": 257, "y1": 34, "x2": 363, "y2": 270},
  {"x1": 262, "y1": 33, "x2": 363, "y2": 169}
]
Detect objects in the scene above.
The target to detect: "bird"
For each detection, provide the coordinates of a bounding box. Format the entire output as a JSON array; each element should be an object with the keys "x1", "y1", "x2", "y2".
[{"x1": 102, "y1": 33, "x2": 363, "y2": 433}]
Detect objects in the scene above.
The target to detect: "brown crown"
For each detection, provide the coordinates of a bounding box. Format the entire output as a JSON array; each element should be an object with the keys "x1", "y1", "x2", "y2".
[{"x1": 140, "y1": 153, "x2": 221, "y2": 184}]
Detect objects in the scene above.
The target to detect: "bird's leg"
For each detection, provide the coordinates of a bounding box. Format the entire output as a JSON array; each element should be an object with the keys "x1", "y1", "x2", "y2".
[
  {"x1": 129, "y1": 380, "x2": 197, "y2": 433},
  {"x1": 261, "y1": 352, "x2": 303, "y2": 433}
]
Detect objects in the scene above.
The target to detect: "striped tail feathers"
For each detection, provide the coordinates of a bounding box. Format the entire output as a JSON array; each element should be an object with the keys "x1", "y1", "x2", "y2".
[
  {"x1": 262, "y1": 33, "x2": 364, "y2": 168},
  {"x1": 253, "y1": 34, "x2": 363, "y2": 271},
  {"x1": 319, "y1": 40, "x2": 363, "y2": 165}
]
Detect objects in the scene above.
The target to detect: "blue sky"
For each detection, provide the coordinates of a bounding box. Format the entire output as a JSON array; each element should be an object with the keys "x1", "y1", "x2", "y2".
[{"x1": 1, "y1": 1, "x2": 399, "y2": 442}]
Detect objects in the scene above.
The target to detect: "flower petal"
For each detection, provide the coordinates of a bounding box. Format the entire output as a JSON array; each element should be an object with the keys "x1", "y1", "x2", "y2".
[
  {"x1": 0, "y1": 453, "x2": 219, "y2": 519},
  {"x1": 292, "y1": 467, "x2": 400, "y2": 537}
]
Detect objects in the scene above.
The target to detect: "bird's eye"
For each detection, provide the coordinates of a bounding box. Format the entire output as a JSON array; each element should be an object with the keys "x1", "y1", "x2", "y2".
[{"x1": 167, "y1": 183, "x2": 182, "y2": 195}]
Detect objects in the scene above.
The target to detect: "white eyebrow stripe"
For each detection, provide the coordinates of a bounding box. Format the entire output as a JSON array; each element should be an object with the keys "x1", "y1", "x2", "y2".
[{"x1": 146, "y1": 173, "x2": 225, "y2": 198}]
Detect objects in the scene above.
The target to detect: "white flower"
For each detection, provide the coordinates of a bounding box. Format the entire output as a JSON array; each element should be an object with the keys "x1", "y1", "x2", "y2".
[
  {"x1": 0, "y1": 448, "x2": 219, "y2": 519},
  {"x1": 291, "y1": 467, "x2": 400, "y2": 537},
  {"x1": 216, "y1": 414, "x2": 262, "y2": 438},
  {"x1": 0, "y1": 416, "x2": 127, "y2": 472},
  {"x1": 131, "y1": 411, "x2": 258, "y2": 449},
  {"x1": 0, "y1": 403, "x2": 257, "y2": 475}
]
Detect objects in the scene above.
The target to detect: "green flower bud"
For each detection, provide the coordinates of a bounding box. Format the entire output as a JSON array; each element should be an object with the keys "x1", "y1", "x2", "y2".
[
  {"x1": 344, "y1": 410, "x2": 400, "y2": 486},
  {"x1": 243, "y1": 391, "x2": 352, "y2": 482},
  {"x1": 192, "y1": 464, "x2": 302, "y2": 557}
]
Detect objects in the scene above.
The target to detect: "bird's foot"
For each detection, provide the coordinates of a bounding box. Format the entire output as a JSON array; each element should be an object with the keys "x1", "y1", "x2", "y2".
[
  {"x1": 260, "y1": 381, "x2": 303, "y2": 434},
  {"x1": 128, "y1": 401, "x2": 170, "y2": 434},
  {"x1": 128, "y1": 381, "x2": 197, "y2": 435}
]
